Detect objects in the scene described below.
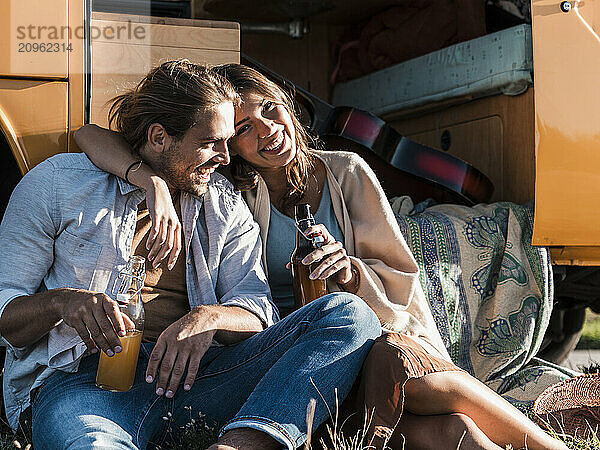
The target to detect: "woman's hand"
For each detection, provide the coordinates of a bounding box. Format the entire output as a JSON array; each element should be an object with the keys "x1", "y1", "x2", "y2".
[
  {"x1": 74, "y1": 125, "x2": 182, "y2": 269},
  {"x1": 144, "y1": 176, "x2": 182, "y2": 270},
  {"x1": 301, "y1": 224, "x2": 357, "y2": 289}
]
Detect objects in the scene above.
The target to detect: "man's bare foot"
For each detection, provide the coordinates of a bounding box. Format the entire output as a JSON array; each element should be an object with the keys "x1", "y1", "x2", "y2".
[{"x1": 206, "y1": 427, "x2": 281, "y2": 450}]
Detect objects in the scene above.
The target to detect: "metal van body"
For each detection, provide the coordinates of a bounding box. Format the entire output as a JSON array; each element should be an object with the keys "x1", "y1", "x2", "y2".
[{"x1": 532, "y1": 0, "x2": 600, "y2": 264}]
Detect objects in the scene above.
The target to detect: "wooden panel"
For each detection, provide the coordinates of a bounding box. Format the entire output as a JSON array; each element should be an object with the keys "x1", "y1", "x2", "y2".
[
  {"x1": 92, "y1": 14, "x2": 239, "y2": 51},
  {"x1": 240, "y1": 21, "x2": 333, "y2": 101},
  {"x1": 406, "y1": 117, "x2": 504, "y2": 199},
  {"x1": 0, "y1": 0, "x2": 68, "y2": 78},
  {"x1": 531, "y1": 0, "x2": 600, "y2": 247},
  {"x1": 91, "y1": 43, "x2": 238, "y2": 127},
  {"x1": 90, "y1": 14, "x2": 240, "y2": 128},
  {"x1": 388, "y1": 89, "x2": 535, "y2": 204},
  {"x1": 0, "y1": 79, "x2": 68, "y2": 172},
  {"x1": 191, "y1": 1, "x2": 338, "y2": 101},
  {"x1": 67, "y1": 0, "x2": 86, "y2": 152}
]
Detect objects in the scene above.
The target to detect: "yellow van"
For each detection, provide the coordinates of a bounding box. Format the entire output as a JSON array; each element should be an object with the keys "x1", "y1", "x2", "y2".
[{"x1": 1, "y1": 0, "x2": 597, "y2": 362}]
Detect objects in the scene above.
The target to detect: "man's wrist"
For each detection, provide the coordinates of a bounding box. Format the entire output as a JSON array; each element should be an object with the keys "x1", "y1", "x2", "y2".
[
  {"x1": 191, "y1": 304, "x2": 222, "y2": 330},
  {"x1": 49, "y1": 288, "x2": 69, "y2": 321}
]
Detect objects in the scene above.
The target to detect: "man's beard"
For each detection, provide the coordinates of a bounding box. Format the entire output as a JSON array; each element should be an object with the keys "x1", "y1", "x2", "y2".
[{"x1": 153, "y1": 143, "x2": 209, "y2": 197}]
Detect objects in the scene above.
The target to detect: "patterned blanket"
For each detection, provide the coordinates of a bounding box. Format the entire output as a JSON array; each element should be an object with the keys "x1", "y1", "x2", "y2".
[{"x1": 392, "y1": 197, "x2": 579, "y2": 414}]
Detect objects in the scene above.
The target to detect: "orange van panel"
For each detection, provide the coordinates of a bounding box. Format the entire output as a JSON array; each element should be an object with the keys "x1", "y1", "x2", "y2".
[
  {"x1": 0, "y1": 79, "x2": 68, "y2": 172},
  {"x1": 0, "y1": 0, "x2": 69, "y2": 78},
  {"x1": 532, "y1": 0, "x2": 600, "y2": 247}
]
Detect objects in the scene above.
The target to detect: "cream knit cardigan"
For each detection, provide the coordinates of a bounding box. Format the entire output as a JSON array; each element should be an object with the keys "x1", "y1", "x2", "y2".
[{"x1": 242, "y1": 150, "x2": 451, "y2": 361}]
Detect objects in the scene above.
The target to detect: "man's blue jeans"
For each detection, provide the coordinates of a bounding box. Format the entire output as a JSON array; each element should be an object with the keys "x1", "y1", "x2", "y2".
[{"x1": 31, "y1": 293, "x2": 381, "y2": 449}]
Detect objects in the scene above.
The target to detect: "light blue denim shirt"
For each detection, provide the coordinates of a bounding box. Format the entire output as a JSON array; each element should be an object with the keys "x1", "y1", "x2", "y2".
[{"x1": 0, "y1": 153, "x2": 278, "y2": 429}]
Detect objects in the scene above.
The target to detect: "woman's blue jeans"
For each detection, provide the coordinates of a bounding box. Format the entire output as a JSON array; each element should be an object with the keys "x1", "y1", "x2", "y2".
[{"x1": 31, "y1": 293, "x2": 381, "y2": 449}]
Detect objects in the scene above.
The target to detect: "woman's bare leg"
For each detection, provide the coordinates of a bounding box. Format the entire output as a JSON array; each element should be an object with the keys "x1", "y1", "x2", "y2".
[
  {"x1": 403, "y1": 371, "x2": 568, "y2": 450},
  {"x1": 388, "y1": 411, "x2": 503, "y2": 450},
  {"x1": 206, "y1": 428, "x2": 280, "y2": 450}
]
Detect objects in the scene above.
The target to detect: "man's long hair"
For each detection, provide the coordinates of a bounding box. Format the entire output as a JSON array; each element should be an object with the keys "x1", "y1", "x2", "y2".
[
  {"x1": 213, "y1": 63, "x2": 315, "y2": 212},
  {"x1": 108, "y1": 59, "x2": 239, "y2": 154}
]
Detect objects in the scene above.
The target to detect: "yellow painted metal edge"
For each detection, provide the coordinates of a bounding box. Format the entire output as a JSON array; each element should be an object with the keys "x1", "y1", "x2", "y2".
[
  {"x1": 550, "y1": 247, "x2": 600, "y2": 266},
  {"x1": 0, "y1": 106, "x2": 30, "y2": 175}
]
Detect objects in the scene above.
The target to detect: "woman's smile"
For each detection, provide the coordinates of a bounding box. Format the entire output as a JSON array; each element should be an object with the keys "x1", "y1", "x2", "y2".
[
  {"x1": 230, "y1": 93, "x2": 297, "y2": 170},
  {"x1": 260, "y1": 131, "x2": 287, "y2": 156}
]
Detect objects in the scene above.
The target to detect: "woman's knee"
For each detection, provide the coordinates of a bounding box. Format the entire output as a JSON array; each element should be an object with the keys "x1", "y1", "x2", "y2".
[
  {"x1": 403, "y1": 370, "x2": 466, "y2": 414},
  {"x1": 315, "y1": 292, "x2": 381, "y2": 341}
]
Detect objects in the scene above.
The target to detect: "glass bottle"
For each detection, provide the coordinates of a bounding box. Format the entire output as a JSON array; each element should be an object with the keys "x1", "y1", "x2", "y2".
[
  {"x1": 96, "y1": 255, "x2": 146, "y2": 392},
  {"x1": 291, "y1": 204, "x2": 328, "y2": 310}
]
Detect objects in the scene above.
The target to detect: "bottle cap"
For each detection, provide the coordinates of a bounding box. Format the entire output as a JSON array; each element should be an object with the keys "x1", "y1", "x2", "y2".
[{"x1": 294, "y1": 203, "x2": 311, "y2": 221}]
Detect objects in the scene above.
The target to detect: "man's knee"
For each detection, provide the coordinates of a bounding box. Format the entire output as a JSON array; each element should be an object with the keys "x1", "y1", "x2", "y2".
[
  {"x1": 32, "y1": 372, "x2": 139, "y2": 449},
  {"x1": 33, "y1": 412, "x2": 136, "y2": 450}
]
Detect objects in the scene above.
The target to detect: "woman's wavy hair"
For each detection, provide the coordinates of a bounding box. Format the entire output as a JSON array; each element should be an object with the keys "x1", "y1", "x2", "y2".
[
  {"x1": 213, "y1": 63, "x2": 315, "y2": 208},
  {"x1": 108, "y1": 59, "x2": 239, "y2": 154}
]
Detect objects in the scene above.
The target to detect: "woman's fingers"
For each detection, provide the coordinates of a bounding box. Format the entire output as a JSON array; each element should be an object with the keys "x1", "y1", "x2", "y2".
[
  {"x1": 153, "y1": 222, "x2": 176, "y2": 266},
  {"x1": 146, "y1": 219, "x2": 181, "y2": 270},
  {"x1": 146, "y1": 219, "x2": 160, "y2": 251},
  {"x1": 302, "y1": 241, "x2": 344, "y2": 265},
  {"x1": 296, "y1": 223, "x2": 352, "y2": 282},
  {"x1": 167, "y1": 223, "x2": 182, "y2": 271},
  {"x1": 309, "y1": 251, "x2": 349, "y2": 280},
  {"x1": 148, "y1": 220, "x2": 168, "y2": 265},
  {"x1": 142, "y1": 176, "x2": 181, "y2": 268}
]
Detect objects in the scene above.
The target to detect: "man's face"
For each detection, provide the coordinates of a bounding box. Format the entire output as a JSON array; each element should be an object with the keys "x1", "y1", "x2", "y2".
[{"x1": 155, "y1": 102, "x2": 235, "y2": 196}]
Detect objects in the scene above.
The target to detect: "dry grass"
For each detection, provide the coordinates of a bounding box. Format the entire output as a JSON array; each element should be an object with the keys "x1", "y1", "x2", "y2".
[
  {"x1": 539, "y1": 414, "x2": 600, "y2": 450},
  {"x1": 577, "y1": 311, "x2": 600, "y2": 350},
  {"x1": 3, "y1": 414, "x2": 599, "y2": 450},
  {"x1": 1, "y1": 386, "x2": 598, "y2": 450}
]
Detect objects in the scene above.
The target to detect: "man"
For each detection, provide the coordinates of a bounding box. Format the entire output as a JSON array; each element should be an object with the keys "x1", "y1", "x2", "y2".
[{"x1": 0, "y1": 60, "x2": 380, "y2": 449}]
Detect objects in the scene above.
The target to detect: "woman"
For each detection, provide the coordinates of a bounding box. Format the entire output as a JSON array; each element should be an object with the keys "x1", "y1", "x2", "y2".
[{"x1": 75, "y1": 62, "x2": 567, "y2": 450}]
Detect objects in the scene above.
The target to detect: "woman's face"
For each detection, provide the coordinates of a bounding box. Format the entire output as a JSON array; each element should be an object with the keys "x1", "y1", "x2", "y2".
[{"x1": 229, "y1": 92, "x2": 297, "y2": 171}]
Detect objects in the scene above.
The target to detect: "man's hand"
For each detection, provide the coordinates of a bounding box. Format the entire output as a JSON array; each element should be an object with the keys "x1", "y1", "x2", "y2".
[
  {"x1": 145, "y1": 306, "x2": 219, "y2": 398},
  {"x1": 52, "y1": 288, "x2": 131, "y2": 356}
]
